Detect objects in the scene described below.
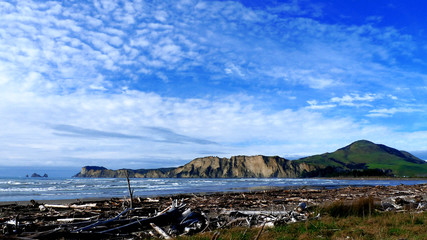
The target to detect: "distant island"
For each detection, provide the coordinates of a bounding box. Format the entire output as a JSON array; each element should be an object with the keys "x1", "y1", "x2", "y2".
[
  {"x1": 74, "y1": 140, "x2": 427, "y2": 178},
  {"x1": 29, "y1": 173, "x2": 48, "y2": 178}
]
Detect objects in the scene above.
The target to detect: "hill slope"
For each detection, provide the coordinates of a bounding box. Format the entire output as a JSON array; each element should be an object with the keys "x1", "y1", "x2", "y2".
[
  {"x1": 297, "y1": 140, "x2": 427, "y2": 177},
  {"x1": 74, "y1": 140, "x2": 427, "y2": 178}
]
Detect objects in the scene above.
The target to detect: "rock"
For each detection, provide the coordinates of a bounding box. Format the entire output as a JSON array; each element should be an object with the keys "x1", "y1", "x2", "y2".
[
  {"x1": 381, "y1": 202, "x2": 395, "y2": 211},
  {"x1": 39, "y1": 205, "x2": 47, "y2": 212},
  {"x1": 73, "y1": 156, "x2": 317, "y2": 178},
  {"x1": 74, "y1": 166, "x2": 173, "y2": 178},
  {"x1": 31, "y1": 173, "x2": 48, "y2": 178},
  {"x1": 296, "y1": 202, "x2": 306, "y2": 212},
  {"x1": 171, "y1": 155, "x2": 316, "y2": 178}
]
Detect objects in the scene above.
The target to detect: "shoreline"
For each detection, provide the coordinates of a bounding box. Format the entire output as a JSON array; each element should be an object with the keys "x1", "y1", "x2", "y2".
[
  {"x1": 0, "y1": 197, "x2": 109, "y2": 206},
  {"x1": 2, "y1": 182, "x2": 427, "y2": 206},
  {"x1": 1, "y1": 183, "x2": 426, "y2": 239}
]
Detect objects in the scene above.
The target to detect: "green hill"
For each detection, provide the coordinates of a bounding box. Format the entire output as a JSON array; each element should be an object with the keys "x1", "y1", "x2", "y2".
[{"x1": 297, "y1": 140, "x2": 427, "y2": 177}]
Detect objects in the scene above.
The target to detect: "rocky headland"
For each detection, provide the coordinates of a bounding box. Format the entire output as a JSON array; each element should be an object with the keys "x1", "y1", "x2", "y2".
[{"x1": 74, "y1": 140, "x2": 427, "y2": 178}]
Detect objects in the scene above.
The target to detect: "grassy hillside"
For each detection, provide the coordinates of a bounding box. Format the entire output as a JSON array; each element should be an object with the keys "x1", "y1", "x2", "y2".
[{"x1": 298, "y1": 140, "x2": 427, "y2": 177}]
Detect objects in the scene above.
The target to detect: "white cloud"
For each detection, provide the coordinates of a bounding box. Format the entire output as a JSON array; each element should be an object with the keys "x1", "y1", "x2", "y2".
[
  {"x1": 2, "y1": 81, "x2": 425, "y2": 168},
  {"x1": 154, "y1": 10, "x2": 168, "y2": 22},
  {"x1": 330, "y1": 93, "x2": 378, "y2": 106},
  {"x1": 1, "y1": 0, "x2": 422, "y2": 93},
  {"x1": 367, "y1": 107, "x2": 422, "y2": 118},
  {"x1": 306, "y1": 100, "x2": 336, "y2": 110},
  {"x1": 224, "y1": 63, "x2": 245, "y2": 77},
  {"x1": 388, "y1": 94, "x2": 398, "y2": 100},
  {"x1": 266, "y1": 0, "x2": 323, "y2": 18}
]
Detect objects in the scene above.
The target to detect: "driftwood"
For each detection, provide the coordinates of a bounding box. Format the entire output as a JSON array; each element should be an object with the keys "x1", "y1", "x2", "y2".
[
  {"x1": 125, "y1": 170, "x2": 134, "y2": 209},
  {"x1": 43, "y1": 203, "x2": 97, "y2": 209},
  {"x1": 217, "y1": 203, "x2": 311, "y2": 229},
  {"x1": 150, "y1": 223, "x2": 171, "y2": 239},
  {"x1": 1, "y1": 183, "x2": 426, "y2": 239}
]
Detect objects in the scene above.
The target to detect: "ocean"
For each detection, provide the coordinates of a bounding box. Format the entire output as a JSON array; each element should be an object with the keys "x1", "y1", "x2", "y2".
[{"x1": 1, "y1": 177, "x2": 427, "y2": 202}]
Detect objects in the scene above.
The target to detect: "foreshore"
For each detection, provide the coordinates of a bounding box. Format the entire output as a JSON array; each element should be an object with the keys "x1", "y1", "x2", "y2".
[
  {"x1": 1, "y1": 183, "x2": 426, "y2": 239},
  {"x1": 1, "y1": 181, "x2": 426, "y2": 206},
  {"x1": 0, "y1": 197, "x2": 109, "y2": 206}
]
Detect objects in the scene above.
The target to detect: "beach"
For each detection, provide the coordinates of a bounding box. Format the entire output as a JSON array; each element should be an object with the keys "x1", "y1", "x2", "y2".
[{"x1": 1, "y1": 183, "x2": 426, "y2": 239}]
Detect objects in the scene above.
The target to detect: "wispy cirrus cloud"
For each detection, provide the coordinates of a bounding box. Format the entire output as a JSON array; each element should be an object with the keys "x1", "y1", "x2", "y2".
[
  {"x1": 330, "y1": 94, "x2": 379, "y2": 107},
  {"x1": 367, "y1": 107, "x2": 423, "y2": 118},
  {"x1": 306, "y1": 93, "x2": 381, "y2": 110},
  {"x1": 306, "y1": 100, "x2": 336, "y2": 110},
  {"x1": 51, "y1": 124, "x2": 217, "y2": 145}
]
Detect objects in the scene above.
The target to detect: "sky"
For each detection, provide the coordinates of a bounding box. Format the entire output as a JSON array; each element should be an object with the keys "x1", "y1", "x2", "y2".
[{"x1": 1, "y1": 0, "x2": 427, "y2": 173}]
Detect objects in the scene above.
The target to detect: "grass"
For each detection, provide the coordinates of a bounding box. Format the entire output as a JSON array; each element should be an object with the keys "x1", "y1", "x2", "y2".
[
  {"x1": 177, "y1": 203, "x2": 427, "y2": 240},
  {"x1": 321, "y1": 196, "x2": 376, "y2": 218},
  {"x1": 297, "y1": 140, "x2": 427, "y2": 177},
  {"x1": 300, "y1": 152, "x2": 427, "y2": 177}
]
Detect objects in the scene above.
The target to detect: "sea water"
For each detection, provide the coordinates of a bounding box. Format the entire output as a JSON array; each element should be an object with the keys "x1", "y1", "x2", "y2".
[{"x1": 1, "y1": 177, "x2": 426, "y2": 202}]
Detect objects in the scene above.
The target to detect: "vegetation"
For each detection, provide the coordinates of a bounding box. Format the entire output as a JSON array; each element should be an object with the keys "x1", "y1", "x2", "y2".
[
  {"x1": 177, "y1": 206, "x2": 427, "y2": 240},
  {"x1": 298, "y1": 140, "x2": 427, "y2": 177},
  {"x1": 301, "y1": 167, "x2": 392, "y2": 178}
]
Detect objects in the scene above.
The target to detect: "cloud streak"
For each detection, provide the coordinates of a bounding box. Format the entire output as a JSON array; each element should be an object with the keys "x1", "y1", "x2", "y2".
[{"x1": 51, "y1": 124, "x2": 217, "y2": 145}]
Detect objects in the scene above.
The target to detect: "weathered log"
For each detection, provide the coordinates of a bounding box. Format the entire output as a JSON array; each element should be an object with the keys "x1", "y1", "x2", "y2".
[
  {"x1": 150, "y1": 223, "x2": 171, "y2": 239},
  {"x1": 43, "y1": 203, "x2": 97, "y2": 209},
  {"x1": 56, "y1": 217, "x2": 94, "y2": 223},
  {"x1": 254, "y1": 222, "x2": 266, "y2": 240},
  {"x1": 73, "y1": 208, "x2": 131, "y2": 232},
  {"x1": 221, "y1": 210, "x2": 290, "y2": 215},
  {"x1": 99, "y1": 205, "x2": 184, "y2": 234}
]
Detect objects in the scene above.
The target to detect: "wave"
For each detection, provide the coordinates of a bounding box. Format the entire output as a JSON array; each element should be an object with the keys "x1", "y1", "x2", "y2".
[{"x1": 1, "y1": 178, "x2": 426, "y2": 202}]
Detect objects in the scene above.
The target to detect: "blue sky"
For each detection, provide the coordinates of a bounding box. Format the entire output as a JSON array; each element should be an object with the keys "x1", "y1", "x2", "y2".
[{"x1": 1, "y1": 0, "x2": 427, "y2": 171}]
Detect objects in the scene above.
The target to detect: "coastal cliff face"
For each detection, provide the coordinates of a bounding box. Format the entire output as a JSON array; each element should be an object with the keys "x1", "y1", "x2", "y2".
[
  {"x1": 74, "y1": 156, "x2": 317, "y2": 178},
  {"x1": 74, "y1": 166, "x2": 172, "y2": 178},
  {"x1": 171, "y1": 155, "x2": 316, "y2": 178}
]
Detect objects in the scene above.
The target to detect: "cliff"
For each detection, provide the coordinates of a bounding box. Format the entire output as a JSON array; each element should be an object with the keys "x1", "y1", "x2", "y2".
[
  {"x1": 74, "y1": 140, "x2": 427, "y2": 178},
  {"x1": 74, "y1": 166, "x2": 173, "y2": 178},
  {"x1": 171, "y1": 155, "x2": 316, "y2": 178},
  {"x1": 74, "y1": 156, "x2": 317, "y2": 178}
]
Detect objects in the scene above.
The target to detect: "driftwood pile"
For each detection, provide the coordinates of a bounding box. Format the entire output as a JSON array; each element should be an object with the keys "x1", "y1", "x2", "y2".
[
  {"x1": 1, "y1": 183, "x2": 426, "y2": 239},
  {"x1": 0, "y1": 197, "x2": 315, "y2": 239},
  {"x1": 0, "y1": 198, "x2": 209, "y2": 239}
]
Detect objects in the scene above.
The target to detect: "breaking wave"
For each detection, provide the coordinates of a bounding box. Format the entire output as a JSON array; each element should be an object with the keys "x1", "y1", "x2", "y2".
[{"x1": 1, "y1": 177, "x2": 426, "y2": 202}]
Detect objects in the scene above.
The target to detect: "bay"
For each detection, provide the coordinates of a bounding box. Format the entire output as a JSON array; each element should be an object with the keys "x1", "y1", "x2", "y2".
[{"x1": 1, "y1": 177, "x2": 427, "y2": 202}]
